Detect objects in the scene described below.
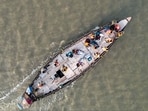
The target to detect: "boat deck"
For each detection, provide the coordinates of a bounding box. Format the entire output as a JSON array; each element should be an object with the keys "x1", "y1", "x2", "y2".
[
  {"x1": 30, "y1": 27, "x2": 117, "y2": 97},
  {"x1": 17, "y1": 17, "x2": 132, "y2": 110}
]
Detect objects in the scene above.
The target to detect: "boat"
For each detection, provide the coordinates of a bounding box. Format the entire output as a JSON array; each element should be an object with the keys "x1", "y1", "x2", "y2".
[{"x1": 17, "y1": 17, "x2": 132, "y2": 110}]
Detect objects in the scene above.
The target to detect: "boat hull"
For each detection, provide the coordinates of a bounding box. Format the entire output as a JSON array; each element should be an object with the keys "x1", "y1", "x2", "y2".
[{"x1": 17, "y1": 17, "x2": 131, "y2": 110}]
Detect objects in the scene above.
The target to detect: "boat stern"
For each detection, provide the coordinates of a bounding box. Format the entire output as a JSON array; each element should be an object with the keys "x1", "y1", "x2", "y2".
[
  {"x1": 17, "y1": 86, "x2": 37, "y2": 110},
  {"x1": 17, "y1": 95, "x2": 32, "y2": 110}
]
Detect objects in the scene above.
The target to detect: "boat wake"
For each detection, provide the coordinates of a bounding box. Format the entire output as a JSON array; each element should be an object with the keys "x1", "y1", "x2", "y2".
[
  {"x1": 0, "y1": 65, "x2": 42, "y2": 101},
  {"x1": 0, "y1": 99, "x2": 17, "y2": 111},
  {"x1": 0, "y1": 40, "x2": 65, "y2": 101}
]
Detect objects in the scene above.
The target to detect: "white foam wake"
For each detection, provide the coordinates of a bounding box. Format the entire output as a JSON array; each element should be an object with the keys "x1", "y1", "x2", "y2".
[
  {"x1": 0, "y1": 40, "x2": 64, "y2": 101},
  {"x1": 0, "y1": 65, "x2": 42, "y2": 101}
]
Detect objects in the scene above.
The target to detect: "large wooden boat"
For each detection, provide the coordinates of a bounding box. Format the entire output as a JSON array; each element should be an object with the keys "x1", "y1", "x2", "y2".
[{"x1": 17, "y1": 17, "x2": 132, "y2": 110}]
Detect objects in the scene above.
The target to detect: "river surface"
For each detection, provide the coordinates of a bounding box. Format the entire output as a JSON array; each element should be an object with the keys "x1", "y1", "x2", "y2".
[{"x1": 0, "y1": 0, "x2": 147, "y2": 111}]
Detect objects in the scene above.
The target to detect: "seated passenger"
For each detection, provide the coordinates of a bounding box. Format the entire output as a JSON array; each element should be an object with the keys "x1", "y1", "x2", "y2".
[
  {"x1": 76, "y1": 58, "x2": 84, "y2": 67},
  {"x1": 90, "y1": 40, "x2": 99, "y2": 49},
  {"x1": 94, "y1": 52, "x2": 100, "y2": 59},
  {"x1": 116, "y1": 31, "x2": 124, "y2": 37},
  {"x1": 105, "y1": 38, "x2": 113, "y2": 43},
  {"x1": 85, "y1": 38, "x2": 99, "y2": 49},
  {"x1": 105, "y1": 29, "x2": 112, "y2": 35},
  {"x1": 66, "y1": 51, "x2": 73, "y2": 58},
  {"x1": 95, "y1": 31, "x2": 101, "y2": 40},
  {"x1": 54, "y1": 59, "x2": 60, "y2": 67},
  {"x1": 84, "y1": 38, "x2": 91, "y2": 47},
  {"x1": 72, "y1": 49, "x2": 85, "y2": 55},
  {"x1": 114, "y1": 24, "x2": 120, "y2": 32},
  {"x1": 72, "y1": 49, "x2": 77, "y2": 54},
  {"x1": 62, "y1": 65, "x2": 68, "y2": 72},
  {"x1": 102, "y1": 47, "x2": 108, "y2": 52},
  {"x1": 110, "y1": 24, "x2": 115, "y2": 30},
  {"x1": 84, "y1": 54, "x2": 92, "y2": 61},
  {"x1": 110, "y1": 23, "x2": 120, "y2": 32},
  {"x1": 89, "y1": 33, "x2": 95, "y2": 39},
  {"x1": 37, "y1": 81, "x2": 45, "y2": 88},
  {"x1": 76, "y1": 62, "x2": 84, "y2": 67},
  {"x1": 41, "y1": 67, "x2": 47, "y2": 73}
]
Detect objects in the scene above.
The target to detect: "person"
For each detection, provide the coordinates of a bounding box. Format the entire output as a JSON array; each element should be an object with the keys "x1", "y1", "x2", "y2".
[
  {"x1": 84, "y1": 54, "x2": 92, "y2": 61},
  {"x1": 110, "y1": 24, "x2": 115, "y2": 30},
  {"x1": 84, "y1": 38, "x2": 91, "y2": 47},
  {"x1": 90, "y1": 40, "x2": 99, "y2": 49},
  {"x1": 116, "y1": 31, "x2": 124, "y2": 37},
  {"x1": 105, "y1": 38, "x2": 113, "y2": 43},
  {"x1": 95, "y1": 31, "x2": 101, "y2": 40},
  {"x1": 102, "y1": 47, "x2": 108, "y2": 52},
  {"x1": 62, "y1": 65, "x2": 68, "y2": 72},
  {"x1": 76, "y1": 62, "x2": 83, "y2": 67},
  {"x1": 110, "y1": 23, "x2": 120, "y2": 32},
  {"x1": 41, "y1": 67, "x2": 47, "y2": 73},
  {"x1": 114, "y1": 24, "x2": 120, "y2": 31},
  {"x1": 66, "y1": 51, "x2": 73, "y2": 58},
  {"x1": 94, "y1": 52, "x2": 100, "y2": 59},
  {"x1": 54, "y1": 59, "x2": 60, "y2": 67},
  {"x1": 76, "y1": 59, "x2": 84, "y2": 67},
  {"x1": 72, "y1": 49, "x2": 78, "y2": 54},
  {"x1": 38, "y1": 81, "x2": 45, "y2": 88},
  {"x1": 89, "y1": 33, "x2": 95, "y2": 39},
  {"x1": 72, "y1": 49, "x2": 85, "y2": 55},
  {"x1": 105, "y1": 29, "x2": 112, "y2": 35}
]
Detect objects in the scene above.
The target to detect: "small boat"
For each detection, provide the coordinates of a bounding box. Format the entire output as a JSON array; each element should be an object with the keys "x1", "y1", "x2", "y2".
[{"x1": 17, "y1": 17, "x2": 132, "y2": 110}]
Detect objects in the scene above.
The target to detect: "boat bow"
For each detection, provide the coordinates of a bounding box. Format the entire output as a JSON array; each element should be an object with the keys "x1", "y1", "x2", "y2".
[{"x1": 118, "y1": 17, "x2": 132, "y2": 31}]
